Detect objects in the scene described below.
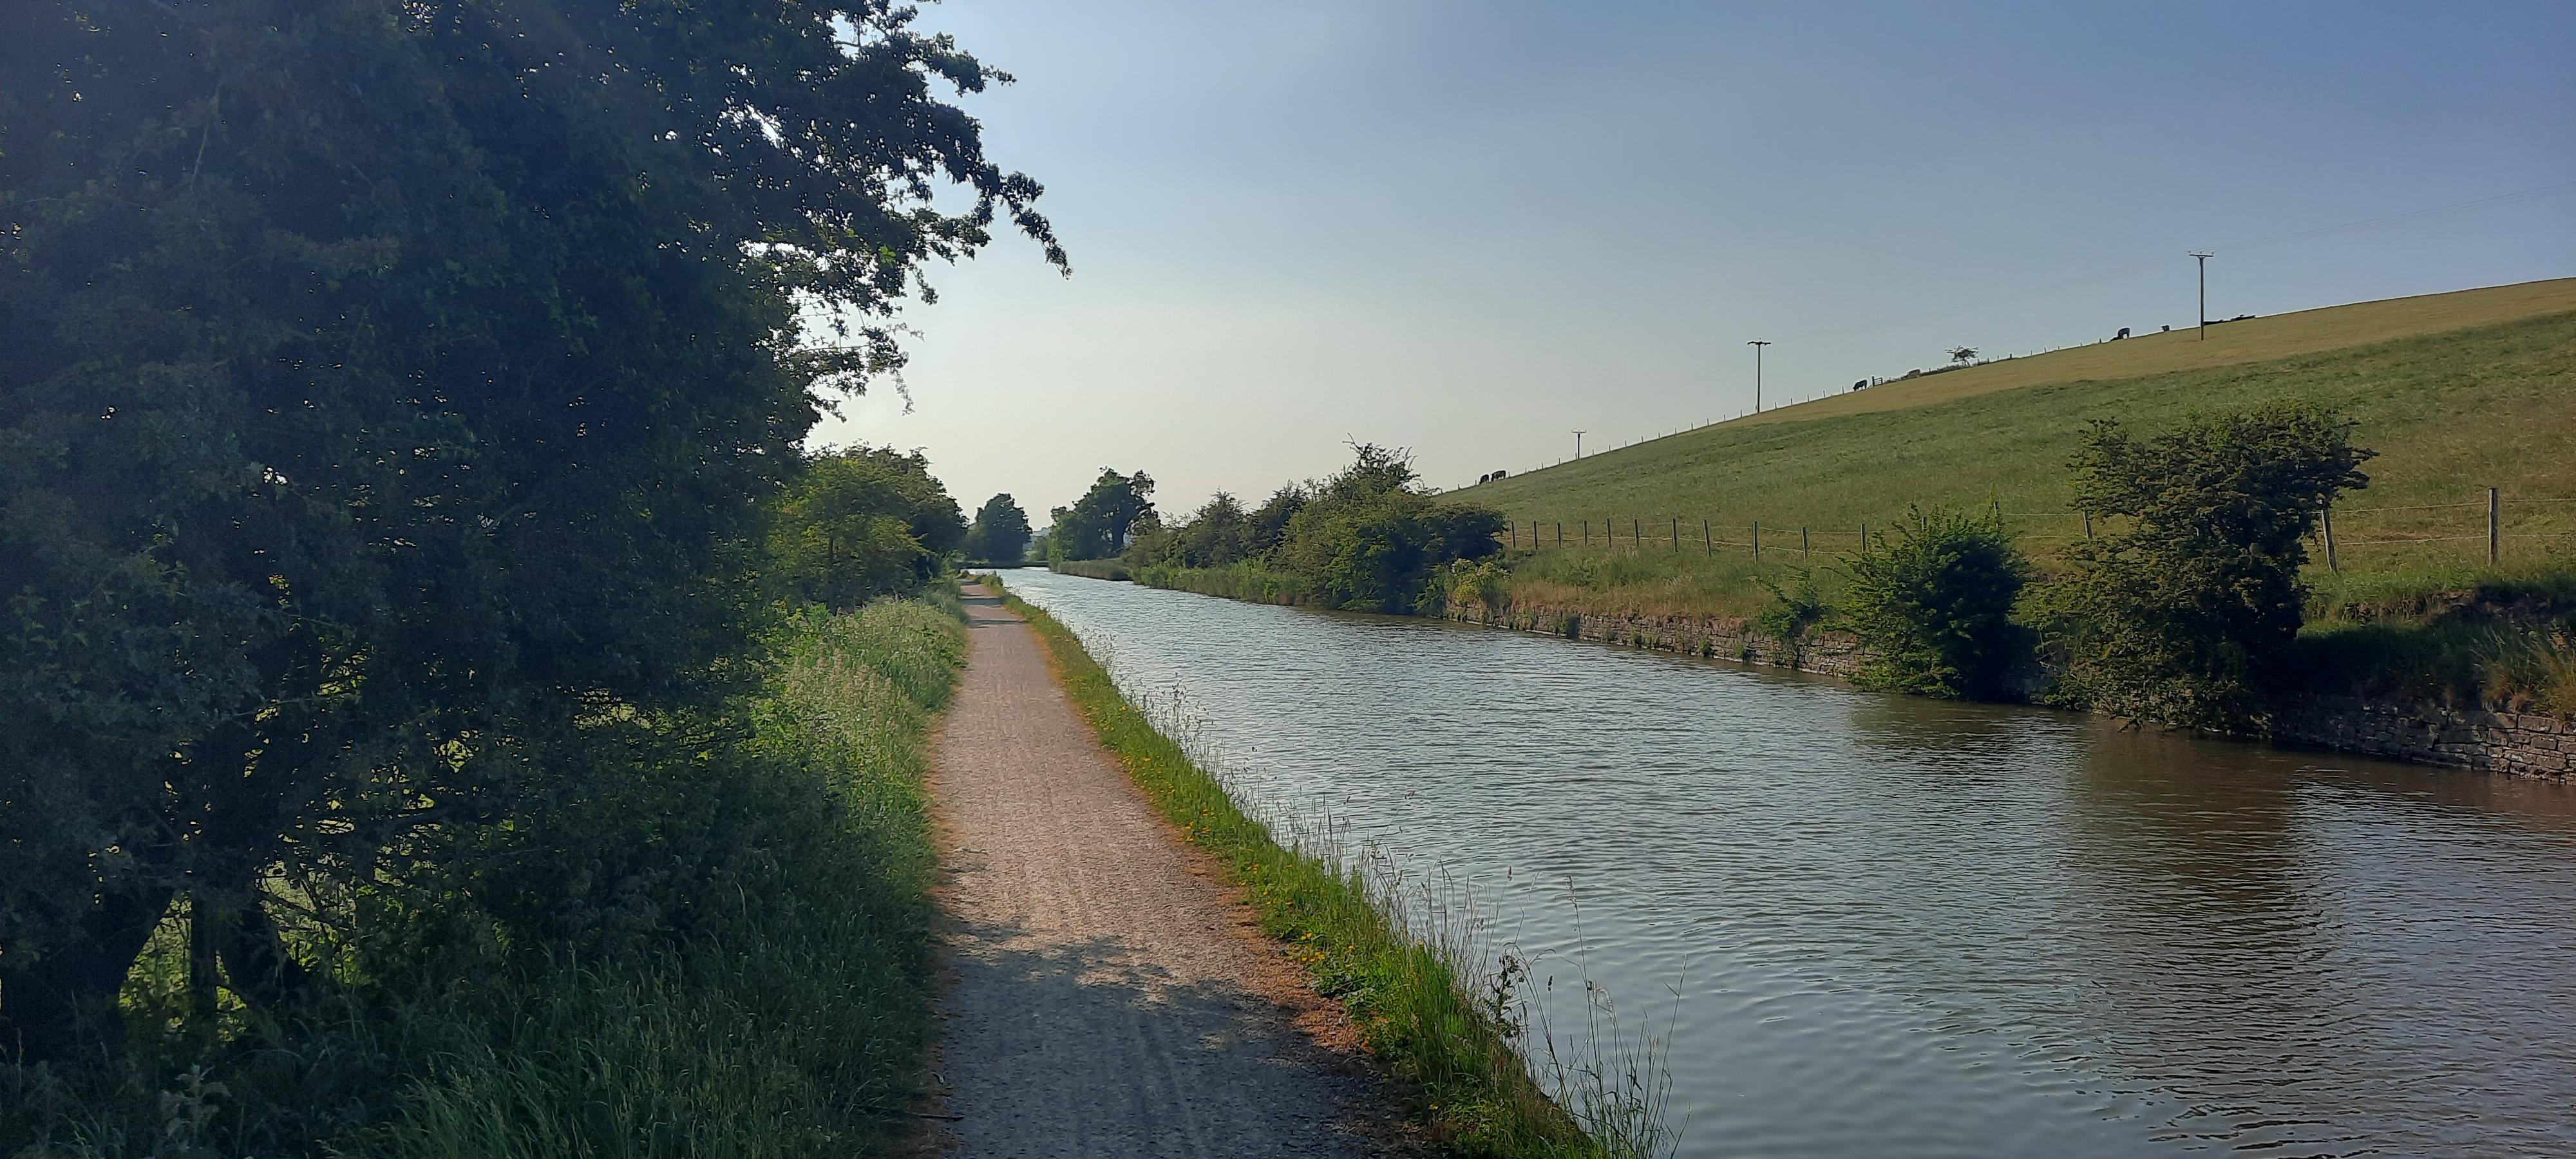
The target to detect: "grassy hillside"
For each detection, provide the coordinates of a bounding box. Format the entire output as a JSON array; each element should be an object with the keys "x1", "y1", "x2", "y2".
[
  {"x1": 1463, "y1": 281, "x2": 2576, "y2": 616},
  {"x1": 1708, "y1": 277, "x2": 2576, "y2": 426},
  {"x1": 1457, "y1": 282, "x2": 2576, "y2": 619}
]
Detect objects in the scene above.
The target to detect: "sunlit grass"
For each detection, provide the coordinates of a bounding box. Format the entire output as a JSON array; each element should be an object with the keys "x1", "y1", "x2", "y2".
[{"x1": 4, "y1": 601, "x2": 966, "y2": 1159}]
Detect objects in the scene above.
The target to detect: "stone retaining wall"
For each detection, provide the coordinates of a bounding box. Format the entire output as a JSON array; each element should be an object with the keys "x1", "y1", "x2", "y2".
[
  {"x1": 2272, "y1": 696, "x2": 2572, "y2": 778},
  {"x1": 1448, "y1": 600, "x2": 2573, "y2": 781},
  {"x1": 1444, "y1": 601, "x2": 1873, "y2": 680}
]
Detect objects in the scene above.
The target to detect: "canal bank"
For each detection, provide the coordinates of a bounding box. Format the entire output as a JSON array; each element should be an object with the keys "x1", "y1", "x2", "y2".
[
  {"x1": 1435, "y1": 597, "x2": 2574, "y2": 780},
  {"x1": 1006, "y1": 567, "x2": 2576, "y2": 1158},
  {"x1": 936, "y1": 581, "x2": 1643, "y2": 1157},
  {"x1": 928, "y1": 585, "x2": 1396, "y2": 1154}
]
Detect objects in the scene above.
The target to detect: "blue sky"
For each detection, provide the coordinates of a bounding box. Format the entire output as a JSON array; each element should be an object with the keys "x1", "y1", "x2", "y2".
[{"x1": 813, "y1": 1, "x2": 2575, "y2": 526}]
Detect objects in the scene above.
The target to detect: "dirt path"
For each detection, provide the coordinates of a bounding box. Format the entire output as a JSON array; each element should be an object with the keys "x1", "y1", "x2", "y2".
[{"x1": 926, "y1": 585, "x2": 1393, "y2": 1158}]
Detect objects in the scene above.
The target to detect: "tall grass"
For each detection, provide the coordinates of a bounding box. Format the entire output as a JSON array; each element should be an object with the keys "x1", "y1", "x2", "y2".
[
  {"x1": 3, "y1": 601, "x2": 965, "y2": 1158},
  {"x1": 1048, "y1": 558, "x2": 1132, "y2": 581},
  {"x1": 1132, "y1": 560, "x2": 1311, "y2": 605},
  {"x1": 378, "y1": 600, "x2": 963, "y2": 1159},
  {"x1": 980, "y1": 576, "x2": 1675, "y2": 1158}
]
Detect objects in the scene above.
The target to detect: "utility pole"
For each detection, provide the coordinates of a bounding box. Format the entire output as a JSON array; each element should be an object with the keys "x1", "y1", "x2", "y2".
[
  {"x1": 1572, "y1": 429, "x2": 1586, "y2": 460},
  {"x1": 2188, "y1": 252, "x2": 2213, "y2": 340},
  {"x1": 1747, "y1": 340, "x2": 1770, "y2": 412}
]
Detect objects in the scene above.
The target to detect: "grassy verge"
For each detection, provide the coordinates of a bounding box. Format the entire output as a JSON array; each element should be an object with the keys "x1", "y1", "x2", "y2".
[
  {"x1": 1132, "y1": 560, "x2": 1311, "y2": 605},
  {"x1": 3, "y1": 600, "x2": 965, "y2": 1158},
  {"x1": 979, "y1": 576, "x2": 1667, "y2": 1158},
  {"x1": 1049, "y1": 557, "x2": 1132, "y2": 581}
]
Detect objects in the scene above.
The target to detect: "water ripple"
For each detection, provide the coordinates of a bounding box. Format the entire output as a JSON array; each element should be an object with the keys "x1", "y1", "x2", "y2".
[{"x1": 1008, "y1": 571, "x2": 2576, "y2": 1158}]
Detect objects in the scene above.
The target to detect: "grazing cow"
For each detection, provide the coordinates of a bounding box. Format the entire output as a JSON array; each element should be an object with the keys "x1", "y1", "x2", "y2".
[
  {"x1": 1852, "y1": 379, "x2": 1866, "y2": 391},
  {"x1": 2114, "y1": 326, "x2": 2130, "y2": 340},
  {"x1": 2161, "y1": 325, "x2": 2171, "y2": 332},
  {"x1": 1476, "y1": 472, "x2": 1492, "y2": 484},
  {"x1": 1489, "y1": 469, "x2": 1508, "y2": 481}
]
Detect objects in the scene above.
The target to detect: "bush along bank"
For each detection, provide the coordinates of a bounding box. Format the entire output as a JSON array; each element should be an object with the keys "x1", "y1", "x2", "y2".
[
  {"x1": 1455, "y1": 402, "x2": 2576, "y2": 775},
  {"x1": 1049, "y1": 556, "x2": 1133, "y2": 581},
  {"x1": 983, "y1": 576, "x2": 1671, "y2": 1159},
  {"x1": 4, "y1": 601, "x2": 967, "y2": 1158},
  {"x1": 1123, "y1": 443, "x2": 1506, "y2": 614}
]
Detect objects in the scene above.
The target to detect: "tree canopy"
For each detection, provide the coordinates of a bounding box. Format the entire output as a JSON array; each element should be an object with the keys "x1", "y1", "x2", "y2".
[
  {"x1": 1050, "y1": 469, "x2": 1157, "y2": 560},
  {"x1": 1128, "y1": 444, "x2": 1506, "y2": 613},
  {"x1": 963, "y1": 493, "x2": 1034, "y2": 563},
  {"x1": 2041, "y1": 401, "x2": 2372, "y2": 731},
  {"x1": 770, "y1": 448, "x2": 967, "y2": 607},
  {"x1": 0, "y1": 0, "x2": 1052, "y2": 1061}
]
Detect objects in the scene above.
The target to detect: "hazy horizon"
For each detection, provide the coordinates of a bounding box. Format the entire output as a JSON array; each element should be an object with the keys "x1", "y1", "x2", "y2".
[{"x1": 808, "y1": 0, "x2": 2575, "y2": 530}]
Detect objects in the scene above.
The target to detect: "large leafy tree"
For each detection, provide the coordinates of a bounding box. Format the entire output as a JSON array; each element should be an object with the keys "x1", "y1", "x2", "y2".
[
  {"x1": 771, "y1": 448, "x2": 967, "y2": 607},
  {"x1": 0, "y1": 0, "x2": 1056, "y2": 1059},
  {"x1": 963, "y1": 493, "x2": 1033, "y2": 564},
  {"x1": 1050, "y1": 469, "x2": 1156, "y2": 560},
  {"x1": 2041, "y1": 402, "x2": 2371, "y2": 733}
]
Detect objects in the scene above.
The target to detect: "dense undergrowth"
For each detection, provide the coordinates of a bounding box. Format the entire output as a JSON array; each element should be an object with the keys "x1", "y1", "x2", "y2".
[
  {"x1": 983, "y1": 576, "x2": 1672, "y2": 1159},
  {"x1": 1048, "y1": 557, "x2": 1132, "y2": 581},
  {"x1": 1132, "y1": 560, "x2": 1310, "y2": 605},
  {"x1": 3, "y1": 601, "x2": 965, "y2": 1158}
]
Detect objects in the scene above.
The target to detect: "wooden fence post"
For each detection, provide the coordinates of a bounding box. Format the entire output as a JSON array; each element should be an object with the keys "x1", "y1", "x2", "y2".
[
  {"x1": 1703, "y1": 518, "x2": 1710, "y2": 554},
  {"x1": 1860, "y1": 521, "x2": 1867, "y2": 552},
  {"x1": 1672, "y1": 517, "x2": 1679, "y2": 551},
  {"x1": 1510, "y1": 523, "x2": 1518, "y2": 550},
  {"x1": 2082, "y1": 510, "x2": 2092, "y2": 540},
  {"x1": 1801, "y1": 526, "x2": 1809, "y2": 556},
  {"x1": 2322, "y1": 505, "x2": 2337, "y2": 571},
  {"x1": 1582, "y1": 520, "x2": 1589, "y2": 547},
  {"x1": 1752, "y1": 521, "x2": 1761, "y2": 560},
  {"x1": 1633, "y1": 518, "x2": 1640, "y2": 548},
  {"x1": 1557, "y1": 522, "x2": 1563, "y2": 547},
  {"x1": 2489, "y1": 486, "x2": 2500, "y2": 565}
]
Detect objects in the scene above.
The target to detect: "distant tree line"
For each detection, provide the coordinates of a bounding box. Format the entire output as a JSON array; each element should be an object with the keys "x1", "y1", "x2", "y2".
[{"x1": 1126, "y1": 444, "x2": 1508, "y2": 614}]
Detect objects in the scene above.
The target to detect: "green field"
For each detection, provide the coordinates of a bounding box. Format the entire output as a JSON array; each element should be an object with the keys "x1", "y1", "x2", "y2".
[{"x1": 1460, "y1": 279, "x2": 2576, "y2": 619}]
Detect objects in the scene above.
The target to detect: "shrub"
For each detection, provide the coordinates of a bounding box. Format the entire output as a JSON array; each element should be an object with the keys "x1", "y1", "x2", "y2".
[
  {"x1": 1839, "y1": 507, "x2": 2030, "y2": 698},
  {"x1": 1753, "y1": 567, "x2": 1834, "y2": 664},
  {"x1": 2038, "y1": 400, "x2": 2372, "y2": 733}
]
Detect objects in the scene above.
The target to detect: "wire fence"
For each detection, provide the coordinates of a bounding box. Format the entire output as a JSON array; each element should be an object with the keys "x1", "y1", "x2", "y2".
[{"x1": 1492, "y1": 489, "x2": 2576, "y2": 571}]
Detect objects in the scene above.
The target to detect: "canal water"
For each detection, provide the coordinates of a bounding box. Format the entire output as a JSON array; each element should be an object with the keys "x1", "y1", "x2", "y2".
[{"x1": 1000, "y1": 570, "x2": 2576, "y2": 1158}]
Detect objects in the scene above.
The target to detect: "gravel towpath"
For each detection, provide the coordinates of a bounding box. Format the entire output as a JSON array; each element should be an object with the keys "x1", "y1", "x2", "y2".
[{"x1": 927, "y1": 585, "x2": 1392, "y2": 1158}]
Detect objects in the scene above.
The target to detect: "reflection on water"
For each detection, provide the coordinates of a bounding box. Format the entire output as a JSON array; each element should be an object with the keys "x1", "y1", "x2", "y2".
[{"x1": 1005, "y1": 570, "x2": 2576, "y2": 1158}]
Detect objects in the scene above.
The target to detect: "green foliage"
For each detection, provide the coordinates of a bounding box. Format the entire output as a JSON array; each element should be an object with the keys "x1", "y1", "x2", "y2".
[
  {"x1": 1128, "y1": 491, "x2": 1253, "y2": 569},
  {"x1": 990, "y1": 581, "x2": 1655, "y2": 1158},
  {"x1": 1440, "y1": 556, "x2": 1516, "y2": 618},
  {"x1": 1134, "y1": 560, "x2": 1308, "y2": 605},
  {"x1": 1048, "y1": 469, "x2": 1156, "y2": 560},
  {"x1": 1839, "y1": 507, "x2": 2030, "y2": 699},
  {"x1": 0, "y1": 0, "x2": 1043, "y2": 1115},
  {"x1": 961, "y1": 493, "x2": 1032, "y2": 565},
  {"x1": 3, "y1": 603, "x2": 965, "y2": 1157},
  {"x1": 1247, "y1": 485, "x2": 1309, "y2": 558},
  {"x1": 2040, "y1": 401, "x2": 2373, "y2": 731},
  {"x1": 1125, "y1": 444, "x2": 1507, "y2": 614},
  {"x1": 770, "y1": 448, "x2": 966, "y2": 609},
  {"x1": 2290, "y1": 577, "x2": 2576, "y2": 716},
  {"x1": 1752, "y1": 567, "x2": 1833, "y2": 661}
]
